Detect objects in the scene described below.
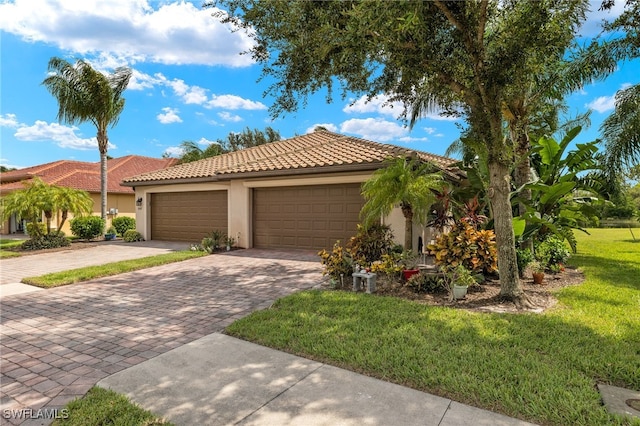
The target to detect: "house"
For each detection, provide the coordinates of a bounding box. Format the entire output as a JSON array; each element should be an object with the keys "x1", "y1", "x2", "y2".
[
  {"x1": 123, "y1": 130, "x2": 461, "y2": 251},
  {"x1": 0, "y1": 155, "x2": 178, "y2": 235}
]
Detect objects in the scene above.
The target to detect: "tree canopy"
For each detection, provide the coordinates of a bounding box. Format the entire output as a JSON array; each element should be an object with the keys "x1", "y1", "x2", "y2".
[{"x1": 211, "y1": 0, "x2": 590, "y2": 302}]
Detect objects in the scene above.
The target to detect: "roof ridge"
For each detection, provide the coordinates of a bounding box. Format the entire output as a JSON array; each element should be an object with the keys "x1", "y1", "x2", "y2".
[{"x1": 213, "y1": 132, "x2": 342, "y2": 172}]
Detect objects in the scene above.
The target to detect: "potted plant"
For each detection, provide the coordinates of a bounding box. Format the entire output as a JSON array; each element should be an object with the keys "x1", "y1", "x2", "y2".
[
  {"x1": 450, "y1": 264, "x2": 476, "y2": 300},
  {"x1": 400, "y1": 250, "x2": 420, "y2": 281},
  {"x1": 104, "y1": 226, "x2": 117, "y2": 240},
  {"x1": 530, "y1": 261, "x2": 545, "y2": 284},
  {"x1": 224, "y1": 235, "x2": 235, "y2": 251}
]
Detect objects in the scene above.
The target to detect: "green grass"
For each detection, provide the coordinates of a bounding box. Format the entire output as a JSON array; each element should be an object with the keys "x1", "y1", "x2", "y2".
[
  {"x1": 0, "y1": 239, "x2": 24, "y2": 258},
  {"x1": 226, "y1": 228, "x2": 640, "y2": 426},
  {"x1": 52, "y1": 387, "x2": 172, "y2": 426},
  {"x1": 22, "y1": 250, "x2": 207, "y2": 288}
]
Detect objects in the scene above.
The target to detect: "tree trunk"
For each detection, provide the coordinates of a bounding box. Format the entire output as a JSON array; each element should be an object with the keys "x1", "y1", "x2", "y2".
[
  {"x1": 513, "y1": 129, "x2": 533, "y2": 252},
  {"x1": 401, "y1": 203, "x2": 413, "y2": 251},
  {"x1": 487, "y1": 161, "x2": 524, "y2": 301},
  {"x1": 98, "y1": 129, "x2": 108, "y2": 220}
]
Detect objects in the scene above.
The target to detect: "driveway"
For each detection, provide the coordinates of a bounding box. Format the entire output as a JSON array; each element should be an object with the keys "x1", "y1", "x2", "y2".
[{"x1": 0, "y1": 249, "x2": 321, "y2": 425}]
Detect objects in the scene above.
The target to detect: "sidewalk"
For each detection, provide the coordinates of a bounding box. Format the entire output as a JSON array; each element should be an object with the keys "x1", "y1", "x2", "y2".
[{"x1": 99, "y1": 333, "x2": 537, "y2": 426}]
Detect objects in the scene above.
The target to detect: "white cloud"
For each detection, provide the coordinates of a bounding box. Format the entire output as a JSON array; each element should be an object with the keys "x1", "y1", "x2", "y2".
[
  {"x1": 0, "y1": 0, "x2": 254, "y2": 67},
  {"x1": 207, "y1": 94, "x2": 267, "y2": 110},
  {"x1": 579, "y1": 0, "x2": 625, "y2": 37},
  {"x1": 13, "y1": 120, "x2": 113, "y2": 150},
  {"x1": 157, "y1": 107, "x2": 182, "y2": 124},
  {"x1": 0, "y1": 113, "x2": 20, "y2": 128},
  {"x1": 424, "y1": 127, "x2": 436, "y2": 135},
  {"x1": 305, "y1": 123, "x2": 338, "y2": 134},
  {"x1": 162, "y1": 146, "x2": 184, "y2": 158},
  {"x1": 586, "y1": 83, "x2": 631, "y2": 113},
  {"x1": 340, "y1": 118, "x2": 408, "y2": 142},
  {"x1": 345, "y1": 94, "x2": 458, "y2": 121},
  {"x1": 196, "y1": 138, "x2": 218, "y2": 146},
  {"x1": 218, "y1": 111, "x2": 243, "y2": 122},
  {"x1": 398, "y1": 136, "x2": 428, "y2": 143}
]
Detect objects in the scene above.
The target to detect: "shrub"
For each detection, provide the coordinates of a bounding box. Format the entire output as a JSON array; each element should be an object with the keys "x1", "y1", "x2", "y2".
[
  {"x1": 70, "y1": 216, "x2": 105, "y2": 240},
  {"x1": 427, "y1": 221, "x2": 498, "y2": 275},
  {"x1": 111, "y1": 217, "x2": 136, "y2": 236},
  {"x1": 25, "y1": 222, "x2": 47, "y2": 237},
  {"x1": 318, "y1": 241, "x2": 354, "y2": 283},
  {"x1": 22, "y1": 232, "x2": 70, "y2": 250},
  {"x1": 123, "y1": 230, "x2": 145, "y2": 242},
  {"x1": 536, "y1": 236, "x2": 570, "y2": 271},
  {"x1": 406, "y1": 271, "x2": 445, "y2": 293},
  {"x1": 516, "y1": 248, "x2": 534, "y2": 278},
  {"x1": 347, "y1": 224, "x2": 395, "y2": 265}
]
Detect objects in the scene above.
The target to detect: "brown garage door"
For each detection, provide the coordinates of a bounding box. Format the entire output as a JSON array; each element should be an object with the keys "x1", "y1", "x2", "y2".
[
  {"x1": 253, "y1": 183, "x2": 364, "y2": 250},
  {"x1": 151, "y1": 191, "x2": 227, "y2": 242}
]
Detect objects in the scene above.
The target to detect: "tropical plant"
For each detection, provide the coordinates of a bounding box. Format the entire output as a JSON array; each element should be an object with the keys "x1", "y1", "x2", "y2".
[
  {"x1": 70, "y1": 216, "x2": 105, "y2": 241},
  {"x1": 535, "y1": 236, "x2": 570, "y2": 271},
  {"x1": 427, "y1": 221, "x2": 498, "y2": 275},
  {"x1": 123, "y1": 230, "x2": 145, "y2": 242},
  {"x1": 213, "y1": 1, "x2": 589, "y2": 302},
  {"x1": 42, "y1": 57, "x2": 132, "y2": 219},
  {"x1": 111, "y1": 217, "x2": 136, "y2": 236},
  {"x1": 514, "y1": 127, "x2": 605, "y2": 252},
  {"x1": 515, "y1": 248, "x2": 534, "y2": 279},
  {"x1": 346, "y1": 224, "x2": 395, "y2": 265},
  {"x1": 21, "y1": 233, "x2": 70, "y2": 251},
  {"x1": 0, "y1": 177, "x2": 92, "y2": 239},
  {"x1": 318, "y1": 241, "x2": 354, "y2": 283},
  {"x1": 405, "y1": 271, "x2": 445, "y2": 294},
  {"x1": 360, "y1": 157, "x2": 442, "y2": 249}
]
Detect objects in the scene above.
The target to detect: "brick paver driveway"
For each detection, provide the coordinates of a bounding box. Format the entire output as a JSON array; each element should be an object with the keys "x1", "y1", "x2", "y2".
[{"x1": 0, "y1": 249, "x2": 321, "y2": 425}]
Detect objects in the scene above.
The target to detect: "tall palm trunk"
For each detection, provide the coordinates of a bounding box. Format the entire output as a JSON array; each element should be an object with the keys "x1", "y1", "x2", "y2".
[
  {"x1": 98, "y1": 129, "x2": 108, "y2": 220},
  {"x1": 401, "y1": 203, "x2": 414, "y2": 250}
]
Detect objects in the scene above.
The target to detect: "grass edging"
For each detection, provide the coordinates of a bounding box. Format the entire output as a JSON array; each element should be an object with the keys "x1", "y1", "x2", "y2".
[
  {"x1": 22, "y1": 250, "x2": 207, "y2": 288},
  {"x1": 52, "y1": 387, "x2": 172, "y2": 425}
]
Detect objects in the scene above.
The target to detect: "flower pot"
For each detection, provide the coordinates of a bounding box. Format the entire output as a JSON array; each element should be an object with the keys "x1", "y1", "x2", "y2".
[
  {"x1": 402, "y1": 269, "x2": 419, "y2": 281},
  {"x1": 104, "y1": 233, "x2": 116, "y2": 241},
  {"x1": 452, "y1": 284, "x2": 468, "y2": 300},
  {"x1": 532, "y1": 272, "x2": 545, "y2": 285}
]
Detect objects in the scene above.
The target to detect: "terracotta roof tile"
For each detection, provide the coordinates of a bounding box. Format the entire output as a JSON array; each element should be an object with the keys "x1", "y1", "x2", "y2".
[
  {"x1": 0, "y1": 156, "x2": 177, "y2": 195},
  {"x1": 124, "y1": 131, "x2": 458, "y2": 185}
]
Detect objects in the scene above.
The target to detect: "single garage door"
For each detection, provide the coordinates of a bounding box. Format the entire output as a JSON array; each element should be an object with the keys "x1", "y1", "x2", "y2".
[
  {"x1": 151, "y1": 191, "x2": 227, "y2": 242},
  {"x1": 253, "y1": 183, "x2": 365, "y2": 250}
]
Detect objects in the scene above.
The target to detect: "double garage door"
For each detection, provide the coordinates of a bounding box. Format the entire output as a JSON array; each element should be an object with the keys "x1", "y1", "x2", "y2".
[
  {"x1": 151, "y1": 191, "x2": 227, "y2": 242},
  {"x1": 149, "y1": 183, "x2": 365, "y2": 250},
  {"x1": 253, "y1": 183, "x2": 365, "y2": 250}
]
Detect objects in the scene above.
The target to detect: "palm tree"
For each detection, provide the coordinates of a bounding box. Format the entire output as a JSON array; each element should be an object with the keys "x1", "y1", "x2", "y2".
[
  {"x1": 52, "y1": 186, "x2": 94, "y2": 231},
  {"x1": 42, "y1": 57, "x2": 131, "y2": 219},
  {"x1": 360, "y1": 156, "x2": 443, "y2": 250}
]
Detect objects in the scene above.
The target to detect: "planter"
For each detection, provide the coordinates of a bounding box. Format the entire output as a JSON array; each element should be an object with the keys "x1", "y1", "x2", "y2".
[
  {"x1": 104, "y1": 233, "x2": 116, "y2": 241},
  {"x1": 452, "y1": 284, "x2": 468, "y2": 300},
  {"x1": 402, "y1": 269, "x2": 420, "y2": 281},
  {"x1": 532, "y1": 272, "x2": 545, "y2": 285}
]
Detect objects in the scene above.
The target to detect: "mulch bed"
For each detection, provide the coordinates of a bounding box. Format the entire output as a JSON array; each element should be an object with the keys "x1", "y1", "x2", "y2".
[{"x1": 372, "y1": 267, "x2": 585, "y2": 313}]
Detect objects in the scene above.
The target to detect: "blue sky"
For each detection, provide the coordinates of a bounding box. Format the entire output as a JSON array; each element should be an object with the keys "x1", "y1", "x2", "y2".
[{"x1": 0, "y1": 0, "x2": 637, "y2": 170}]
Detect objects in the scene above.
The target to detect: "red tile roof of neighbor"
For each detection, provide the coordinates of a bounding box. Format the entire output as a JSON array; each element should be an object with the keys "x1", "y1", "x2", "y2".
[
  {"x1": 0, "y1": 156, "x2": 178, "y2": 195},
  {"x1": 123, "y1": 131, "x2": 460, "y2": 185}
]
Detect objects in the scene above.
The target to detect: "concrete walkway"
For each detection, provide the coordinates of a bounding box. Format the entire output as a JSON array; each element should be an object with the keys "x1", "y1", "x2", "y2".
[{"x1": 100, "y1": 333, "x2": 536, "y2": 426}]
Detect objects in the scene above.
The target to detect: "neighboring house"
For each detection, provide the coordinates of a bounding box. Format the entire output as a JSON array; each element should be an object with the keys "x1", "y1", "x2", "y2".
[
  {"x1": 123, "y1": 130, "x2": 461, "y2": 251},
  {"x1": 0, "y1": 155, "x2": 178, "y2": 235}
]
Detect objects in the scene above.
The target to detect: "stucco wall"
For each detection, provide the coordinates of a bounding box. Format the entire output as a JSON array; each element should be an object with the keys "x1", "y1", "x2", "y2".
[{"x1": 133, "y1": 172, "x2": 425, "y2": 249}]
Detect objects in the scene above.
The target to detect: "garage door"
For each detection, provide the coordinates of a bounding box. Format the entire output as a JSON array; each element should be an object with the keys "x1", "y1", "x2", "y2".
[
  {"x1": 253, "y1": 183, "x2": 364, "y2": 250},
  {"x1": 151, "y1": 191, "x2": 227, "y2": 242}
]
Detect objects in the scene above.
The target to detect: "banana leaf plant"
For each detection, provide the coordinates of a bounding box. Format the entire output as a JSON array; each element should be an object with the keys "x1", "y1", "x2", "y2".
[{"x1": 512, "y1": 126, "x2": 608, "y2": 252}]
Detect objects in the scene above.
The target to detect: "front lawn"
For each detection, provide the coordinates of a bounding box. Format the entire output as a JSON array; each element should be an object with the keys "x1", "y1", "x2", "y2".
[
  {"x1": 0, "y1": 239, "x2": 24, "y2": 258},
  {"x1": 22, "y1": 251, "x2": 207, "y2": 288},
  {"x1": 226, "y1": 228, "x2": 640, "y2": 426}
]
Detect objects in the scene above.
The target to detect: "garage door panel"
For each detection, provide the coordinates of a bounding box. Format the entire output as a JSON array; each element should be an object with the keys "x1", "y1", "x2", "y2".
[
  {"x1": 151, "y1": 191, "x2": 227, "y2": 242},
  {"x1": 253, "y1": 183, "x2": 364, "y2": 250}
]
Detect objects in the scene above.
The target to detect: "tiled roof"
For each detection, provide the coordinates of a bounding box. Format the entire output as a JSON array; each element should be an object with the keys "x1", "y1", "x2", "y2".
[
  {"x1": 123, "y1": 131, "x2": 458, "y2": 185},
  {"x1": 0, "y1": 156, "x2": 178, "y2": 195}
]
